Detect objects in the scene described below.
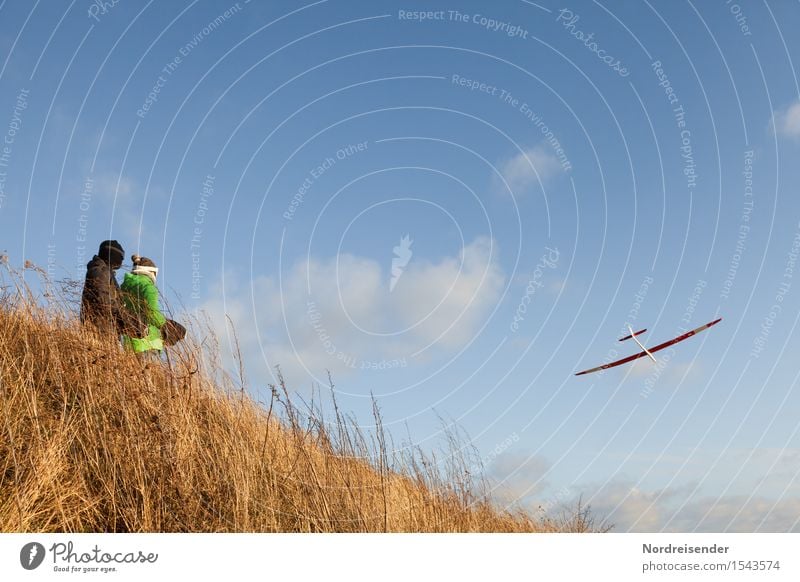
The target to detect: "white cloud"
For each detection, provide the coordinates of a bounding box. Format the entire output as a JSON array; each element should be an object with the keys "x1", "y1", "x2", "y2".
[
  {"x1": 92, "y1": 173, "x2": 135, "y2": 204},
  {"x1": 488, "y1": 452, "x2": 552, "y2": 505},
  {"x1": 584, "y1": 481, "x2": 688, "y2": 532},
  {"x1": 199, "y1": 236, "x2": 505, "y2": 385},
  {"x1": 774, "y1": 101, "x2": 800, "y2": 138},
  {"x1": 391, "y1": 236, "x2": 505, "y2": 349},
  {"x1": 625, "y1": 357, "x2": 699, "y2": 383},
  {"x1": 480, "y1": 445, "x2": 800, "y2": 531},
  {"x1": 493, "y1": 145, "x2": 562, "y2": 195},
  {"x1": 74, "y1": 172, "x2": 163, "y2": 255},
  {"x1": 579, "y1": 480, "x2": 800, "y2": 532},
  {"x1": 686, "y1": 495, "x2": 800, "y2": 532}
]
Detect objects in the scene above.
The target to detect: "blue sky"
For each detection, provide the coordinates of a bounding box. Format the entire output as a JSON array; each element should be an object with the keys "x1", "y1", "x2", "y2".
[{"x1": 1, "y1": 0, "x2": 800, "y2": 532}]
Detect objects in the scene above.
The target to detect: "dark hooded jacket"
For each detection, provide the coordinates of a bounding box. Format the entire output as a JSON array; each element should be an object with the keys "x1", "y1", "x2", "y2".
[{"x1": 80, "y1": 255, "x2": 125, "y2": 334}]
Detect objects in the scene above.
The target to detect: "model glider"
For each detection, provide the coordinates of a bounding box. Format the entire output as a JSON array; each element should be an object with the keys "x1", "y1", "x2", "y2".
[{"x1": 575, "y1": 318, "x2": 722, "y2": 376}]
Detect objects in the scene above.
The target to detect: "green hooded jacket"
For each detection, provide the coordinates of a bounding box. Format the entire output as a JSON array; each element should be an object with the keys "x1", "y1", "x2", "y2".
[{"x1": 120, "y1": 272, "x2": 166, "y2": 353}]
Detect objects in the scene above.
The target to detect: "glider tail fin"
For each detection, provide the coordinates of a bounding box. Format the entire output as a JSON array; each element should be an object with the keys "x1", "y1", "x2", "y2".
[{"x1": 618, "y1": 328, "x2": 647, "y2": 342}]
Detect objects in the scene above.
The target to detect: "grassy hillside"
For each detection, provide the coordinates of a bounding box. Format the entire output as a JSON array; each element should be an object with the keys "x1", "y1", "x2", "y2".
[{"x1": 0, "y1": 270, "x2": 590, "y2": 532}]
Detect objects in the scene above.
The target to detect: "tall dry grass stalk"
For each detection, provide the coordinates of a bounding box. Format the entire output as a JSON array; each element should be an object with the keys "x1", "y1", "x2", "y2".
[{"x1": 0, "y1": 265, "x2": 592, "y2": 532}]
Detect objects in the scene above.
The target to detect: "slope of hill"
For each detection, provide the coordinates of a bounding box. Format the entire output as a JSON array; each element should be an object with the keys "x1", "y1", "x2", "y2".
[{"x1": 0, "y1": 275, "x2": 590, "y2": 532}]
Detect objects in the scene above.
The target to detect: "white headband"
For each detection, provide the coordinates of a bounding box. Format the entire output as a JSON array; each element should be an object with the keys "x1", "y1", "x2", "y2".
[{"x1": 132, "y1": 265, "x2": 158, "y2": 280}]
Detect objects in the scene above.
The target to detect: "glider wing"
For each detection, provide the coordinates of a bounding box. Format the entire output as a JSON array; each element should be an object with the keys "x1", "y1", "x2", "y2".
[{"x1": 575, "y1": 318, "x2": 722, "y2": 376}]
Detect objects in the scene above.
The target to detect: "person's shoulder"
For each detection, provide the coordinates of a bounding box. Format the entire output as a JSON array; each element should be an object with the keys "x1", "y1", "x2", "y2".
[
  {"x1": 121, "y1": 272, "x2": 139, "y2": 286},
  {"x1": 86, "y1": 256, "x2": 108, "y2": 275},
  {"x1": 123, "y1": 272, "x2": 155, "y2": 288}
]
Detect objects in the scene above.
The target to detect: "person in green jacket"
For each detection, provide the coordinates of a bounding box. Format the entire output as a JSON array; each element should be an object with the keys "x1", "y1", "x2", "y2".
[{"x1": 120, "y1": 254, "x2": 166, "y2": 354}]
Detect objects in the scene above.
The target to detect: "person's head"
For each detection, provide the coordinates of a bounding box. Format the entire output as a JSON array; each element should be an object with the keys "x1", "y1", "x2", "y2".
[
  {"x1": 98, "y1": 240, "x2": 124, "y2": 269},
  {"x1": 131, "y1": 254, "x2": 159, "y2": 283}
]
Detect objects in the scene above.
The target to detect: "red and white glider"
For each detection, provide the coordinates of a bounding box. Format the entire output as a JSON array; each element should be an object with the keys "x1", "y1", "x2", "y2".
[{"x1": 575, "y1": 318, "x2": 722, "y2": 376}]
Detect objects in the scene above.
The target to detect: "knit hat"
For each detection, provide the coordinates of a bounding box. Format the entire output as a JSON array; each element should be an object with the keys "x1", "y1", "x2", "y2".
[
  {"x1": 98, "y1": 240, "x2": 124, "y2": 266},
  {"x1": 131, "y1": 254, "x2": 158, "y2": 282}
]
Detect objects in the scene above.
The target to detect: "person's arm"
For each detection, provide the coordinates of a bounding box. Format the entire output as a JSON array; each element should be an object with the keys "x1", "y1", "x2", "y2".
[
  {"x1": 143, "y1": 281, "x2": 167, "y2": 328},
  {"x1": 111, "y1": 283, "x2": 131, "y2": 333},
  {"x1": 87, "y1": 264, "x2": 115, "y2": 313}
]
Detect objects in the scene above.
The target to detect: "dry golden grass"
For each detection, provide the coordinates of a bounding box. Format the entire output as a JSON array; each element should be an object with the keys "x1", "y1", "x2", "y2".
[{"x1": 0, "y1": 268, "x2": 596, "y2": 533}]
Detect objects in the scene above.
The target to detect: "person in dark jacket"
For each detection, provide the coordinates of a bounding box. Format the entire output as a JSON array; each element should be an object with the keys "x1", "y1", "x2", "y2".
[{"x1": 80, "y1": 240, "x2": 127, "y2": 335}]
